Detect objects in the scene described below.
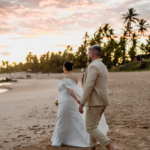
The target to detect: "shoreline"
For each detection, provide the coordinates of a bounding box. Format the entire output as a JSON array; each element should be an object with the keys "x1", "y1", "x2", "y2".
[
  {"x1": 0, "y1": 79, "x2": 60, "y2": 150},
  {"x1": 0, "y1": 88, "x2": 9, "y2": 94},
  {"x1": 0, "y1": 83, "x2": 12, "y2": 94}
]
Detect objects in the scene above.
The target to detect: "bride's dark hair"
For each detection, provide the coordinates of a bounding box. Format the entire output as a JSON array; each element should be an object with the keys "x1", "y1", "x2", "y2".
[{"x1": 63, "y1": 61, "x2": 74, "y2": 71}]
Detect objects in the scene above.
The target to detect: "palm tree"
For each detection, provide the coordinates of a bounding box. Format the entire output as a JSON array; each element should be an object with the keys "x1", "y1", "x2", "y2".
[
  {"x1": 132, "y1": 33, "x2": 138, "y2": 48},
  {"x1": 82, "y1": 32, "x2": 90, "y2": 47},
  {"x1": 147, "y1": 35, "x2": 150, "y2": 51},
  {"x1": 128, "y1": 47, "x2": 136, "y2": 61},
  {"x1": 63, "y1": 45, "x2": 74, "y2": 61},
  {"x1": 98, "y1": 26, "x2": 103, "y2": 34},
  {"x1": 1, "y1": 61, "x2": 5, "y2": 68},
  {"x1": 12, "y1": 62, "x2": 16, "y2": 67},
  {"x1": 140, "y1": 35, "x2": 150, "y2": 55},
  {"x1": 129, "y1": 33, "x2": 138, "y2": 61},
  {"x1": 120, "y1": 31, "x2": 127, "y2": 64},
  {"x1": 108, "y1": 28, "x2": 115, "y2": 55},
  {"x1": 113, "y1": 41, "x2": 123, "y2": 65},
  {"x1": 26, "y1": 52, "x2": 33, "y2": 64},
  {"x1": 75, "y1": 44, "x2": 87, "y2": 68},
  {"x1": 94, "y1": 26, "x2": 103, "y2": 46},
  {"x1": 122, "y1": 8, "x2": 139, "y2": 26},
  {"x1": 46, "y1": 51, "x2": 50, "y2": 61},
  {"x1": 140, "y1": 43, "x2": 149, "y2": 55},
  {"x1": 33, "y1": 55, "x2": 39, "y2": 72},
  {"x1": 89, "y1": 38, "x2": 96, "y2": 46},
  {"x1": 100, "y1": 28, "x2": 115, "y2": 68},
  {"x1": 124, "y1": 23, "x2": 133, "y2": 37},
  {"x1": 103, "y1": 23, "x2": 111, "y2": 38},
  {"x1": 136, "y1": 19, "x2": 149, "y2": 36},
  {"x1": 108, "y1": 28, "x2": 114, "y2": 40},
  {"x1": 5, "y1": 61, "x2": 9, "y2": 69}
]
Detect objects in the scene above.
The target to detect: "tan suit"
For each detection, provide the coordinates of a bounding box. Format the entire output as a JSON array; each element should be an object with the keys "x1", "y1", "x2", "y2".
[
  {"x1": 81, "y1": 59, "x2": 110, "y2": 148},
  {"x1": 81, "y1": 59, "x2": 110, "y2": 106}
]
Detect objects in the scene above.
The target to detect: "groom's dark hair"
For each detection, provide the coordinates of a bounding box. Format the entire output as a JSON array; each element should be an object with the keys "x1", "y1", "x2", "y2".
[
  {"x1": 88, "y1": 45, "x2": 101, "y2": 57},
  {"x1": 64, "y1": 61, "x2": 74, "y2": 71}
]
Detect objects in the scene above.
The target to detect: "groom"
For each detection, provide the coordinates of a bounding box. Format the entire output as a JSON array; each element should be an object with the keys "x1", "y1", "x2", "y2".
[{"x1": 79, "y1": 45, "x2": 118, "y2": 150}]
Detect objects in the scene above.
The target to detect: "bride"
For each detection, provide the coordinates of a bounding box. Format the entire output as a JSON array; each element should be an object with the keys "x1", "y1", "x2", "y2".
[{"x1": 51, "y1": 61, "x2": 109, "y2": 147}]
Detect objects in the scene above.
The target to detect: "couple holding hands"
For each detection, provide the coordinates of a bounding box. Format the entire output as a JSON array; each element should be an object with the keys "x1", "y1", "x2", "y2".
[{"x1": 51, "y1": 45, "x2": 118, "y2": 150}]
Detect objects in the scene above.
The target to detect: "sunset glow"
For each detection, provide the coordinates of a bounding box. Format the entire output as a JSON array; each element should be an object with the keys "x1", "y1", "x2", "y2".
[{"x1": 0, "y1": 0, "x2": 150, "y2": 64}]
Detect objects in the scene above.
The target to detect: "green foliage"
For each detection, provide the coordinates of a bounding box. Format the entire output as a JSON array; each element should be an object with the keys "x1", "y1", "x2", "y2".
[
  {"x1": 109, "y1": 61, "x2": 150, "y2": 71},
  {"x1": 140, "y1": 36, "x2": 150, "y2": 55},
  {"x1": 0, "y1": 8, "x2": 150, "y2": 73},
  {"x1": 73, "y1": 45, "x2": 88, "y2": 68},
  {"x1": 128, "y1": 47, "x2": 137, "y2": 61}
]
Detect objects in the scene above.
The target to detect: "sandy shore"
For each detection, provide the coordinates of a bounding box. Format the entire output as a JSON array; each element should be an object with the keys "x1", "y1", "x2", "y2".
[
  {"x1": 0, "y1": 73, "x2": 83, "y2": 81},
  {"x1": 0, "y1": 72, "x2": 150, "y2": 150},
  {"x1": 0, "y1": 79, "x2": 61, "y2": 150}
]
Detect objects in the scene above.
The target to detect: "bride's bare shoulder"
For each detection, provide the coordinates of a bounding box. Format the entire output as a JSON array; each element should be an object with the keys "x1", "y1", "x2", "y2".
[
  {"x1": 64, "y1": 73, "x2": 78, "y2": 84},
  {"x1": 63, "y1": 74, "x2": 69, "y2": 79}
]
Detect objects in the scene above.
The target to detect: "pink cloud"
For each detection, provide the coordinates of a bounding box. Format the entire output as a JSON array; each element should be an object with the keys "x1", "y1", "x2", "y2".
[
  {"x1": 0, "y1": 52, "x2": 11, "y2": 56},
  {"x1": 50, "y1": 44, "x2": 79, "y2": 48},
  {"x1": 0, "y1": 0, "x2": 149, "y2": 36},
  {"x1": 0, "y1": 45, "x2": 12, "y2": 49},
  {"x1": 39, "y1": 0, "x2": 60, "y2": 7}
]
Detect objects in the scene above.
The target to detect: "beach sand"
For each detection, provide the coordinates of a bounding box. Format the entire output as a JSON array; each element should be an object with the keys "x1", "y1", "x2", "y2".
[{"x1": 0, "y1": 72, "x2": 150, "y2": 150}]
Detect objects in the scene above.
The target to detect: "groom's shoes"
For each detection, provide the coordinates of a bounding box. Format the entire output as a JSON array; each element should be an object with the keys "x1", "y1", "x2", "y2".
[{"x1": 89, "y1": 148, "x2": 96, "y2": 150}]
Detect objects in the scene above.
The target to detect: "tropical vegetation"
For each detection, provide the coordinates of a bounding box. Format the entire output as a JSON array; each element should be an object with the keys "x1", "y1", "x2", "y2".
[{"x1": 1, "y1": 8, "x2": 150, "y2": 73}]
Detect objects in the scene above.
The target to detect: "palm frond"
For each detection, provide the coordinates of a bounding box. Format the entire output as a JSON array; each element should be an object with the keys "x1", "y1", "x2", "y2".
[
  {"x1": 131, "y1": 19, "x2": 137, "y2": 23},
  {"x1": 132, "y1": 14, "x2": 139, "y2": 16}
]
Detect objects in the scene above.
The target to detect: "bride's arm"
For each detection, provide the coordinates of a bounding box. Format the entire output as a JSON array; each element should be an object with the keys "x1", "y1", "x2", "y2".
[{"x1": 67, "y1": 88, "x2": 80, "y2": 104}]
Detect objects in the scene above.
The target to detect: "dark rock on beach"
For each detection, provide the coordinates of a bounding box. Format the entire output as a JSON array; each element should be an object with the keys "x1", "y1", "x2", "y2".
[{"x1": 0, "y1": 77, "x2": 17, "y2": 83}]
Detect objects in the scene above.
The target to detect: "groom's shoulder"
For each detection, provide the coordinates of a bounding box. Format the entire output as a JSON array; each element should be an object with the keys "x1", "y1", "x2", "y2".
[
  {"x1": 90, "y1": 59, "x2": 103, "y2": 68},
  {"x1": 88, "y1": 60, "x2": 101, "y2": 71},
  {"x1": 90, "y1": 59, "x2": 108, "y2": 72}
]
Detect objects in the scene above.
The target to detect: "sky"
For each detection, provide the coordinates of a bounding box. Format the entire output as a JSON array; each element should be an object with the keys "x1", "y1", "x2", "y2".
[{"x1": 0, "y1": 0, "x2": 150, "y2": 64}]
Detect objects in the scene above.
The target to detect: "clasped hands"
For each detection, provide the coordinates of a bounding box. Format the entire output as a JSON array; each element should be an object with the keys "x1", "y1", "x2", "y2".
[{"x1": 77, "y1": 99, "x2": 84, "y2": 114}]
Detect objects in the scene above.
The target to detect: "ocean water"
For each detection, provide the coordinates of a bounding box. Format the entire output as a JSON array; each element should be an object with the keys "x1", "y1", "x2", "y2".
[
  {"x1": 0, "y1": 88, "x2": 9, "y2": 93},
  {"x1": 0, "y1": 83, "x2": 11, "y2": 93},
  {"x1": 0, "y1": 83, "x2": 11, "y2": 86}
]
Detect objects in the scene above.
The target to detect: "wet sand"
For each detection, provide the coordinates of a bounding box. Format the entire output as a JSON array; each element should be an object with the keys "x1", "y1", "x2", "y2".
[{"x1": 0, "y1": 72, "x2": 150, "y2": 150}]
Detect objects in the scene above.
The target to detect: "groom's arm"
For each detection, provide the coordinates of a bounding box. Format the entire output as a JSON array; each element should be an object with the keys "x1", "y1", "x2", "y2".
[{"x1": 80, "y1": 65, "x2": 98, "y2": 105}]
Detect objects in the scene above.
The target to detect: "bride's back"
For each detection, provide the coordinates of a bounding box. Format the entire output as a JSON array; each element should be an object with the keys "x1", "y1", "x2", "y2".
[{"x1": 64, "y1": 72, "x2": 78, "y2": 84}]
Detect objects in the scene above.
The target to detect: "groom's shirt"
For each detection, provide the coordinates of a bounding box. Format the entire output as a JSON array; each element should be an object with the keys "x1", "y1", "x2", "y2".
[{"x1": 81, "y1": 59, "x2": 110, "y2": 106}]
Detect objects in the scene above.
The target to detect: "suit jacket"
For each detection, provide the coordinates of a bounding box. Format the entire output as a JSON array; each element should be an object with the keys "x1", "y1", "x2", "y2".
[{"x1": 80, "y1": 59, "x2": 110, "y2": 106}]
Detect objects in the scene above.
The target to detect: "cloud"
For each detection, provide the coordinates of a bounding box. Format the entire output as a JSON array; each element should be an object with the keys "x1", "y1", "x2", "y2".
[
  {"x1": 50, "y1": 44, "x2": 79, "y2": 48},
  {"x1": 7, "y1": 36, "x2": 38, "y2": 39},
  {"x1": 0, "y1": 52, "x2": 11, "y2": 56},
  {"x1": 0, "y1": 0, "x2": 149, "y2": 36},
  {"x1": 0, "y1": 45, "x2": 12, "y2": 49}
]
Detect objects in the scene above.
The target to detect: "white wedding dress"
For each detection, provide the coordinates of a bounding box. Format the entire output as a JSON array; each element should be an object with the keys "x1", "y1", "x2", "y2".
[{"x1": 51, "y1": 78, "x2": 109, "y2": 147}]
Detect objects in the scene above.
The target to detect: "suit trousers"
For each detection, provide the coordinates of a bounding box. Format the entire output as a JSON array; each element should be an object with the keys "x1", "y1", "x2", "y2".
[{"x1": 85, "y1": 106, "x2": 110, "y2": 148}]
